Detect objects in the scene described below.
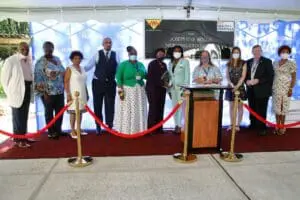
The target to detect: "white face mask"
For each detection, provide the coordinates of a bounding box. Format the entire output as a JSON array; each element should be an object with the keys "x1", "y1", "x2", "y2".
[
  {"x1": 173, "y1": 52, "x2": 182, "y2": 59},
  {"x1": 280, "y1": 53, "x2": 289, "y2": 60},
  {"x1": 232, "y1": 53, "x2": 240, "y2": 59},
  {"x1": 129, "y1": 55, "x2": 137, "y2": 61}
]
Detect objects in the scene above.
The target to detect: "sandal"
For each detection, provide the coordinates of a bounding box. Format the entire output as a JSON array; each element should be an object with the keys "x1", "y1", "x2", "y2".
[
  {"x1": 70, "y1": 131, "x2": 78, "y2": 139},
  {"x1": 226, "y1": 125, "x2": 232, "y2": 132},
  {"x1": 273, "y1": 128, "x2": 279, "y2": 135},
  {"x1": 277, "y1": 128, "x2": 286, "y2": 135},
  {"x1": 174, "y1": 126, "x2": 181, "y2": 134}
]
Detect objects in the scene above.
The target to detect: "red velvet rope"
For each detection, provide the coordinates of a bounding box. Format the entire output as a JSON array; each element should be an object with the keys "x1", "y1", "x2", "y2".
[
  {"x1": 242, "y1": 103, "x2": 300, "y2": 128},
  {"x1": 85, "y1": 102, "x2": 182, "y2": 139},
  {"x1": 0, "y1": 104, "x2": 70, "y2": 139}
]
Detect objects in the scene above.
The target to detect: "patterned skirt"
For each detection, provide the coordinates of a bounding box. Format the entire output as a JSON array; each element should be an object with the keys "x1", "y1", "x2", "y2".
[
  {"x1": 114, "y1": 85, "x2": 147, "y2": 134},
  {"x1": 272, "y1": 90, "x2": 291, "y2": 115}
]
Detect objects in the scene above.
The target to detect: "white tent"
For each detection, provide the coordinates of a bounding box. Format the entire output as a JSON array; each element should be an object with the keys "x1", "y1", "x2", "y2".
[{"x1": 0, "y1": 0, "x2": 300, "y2": 22}]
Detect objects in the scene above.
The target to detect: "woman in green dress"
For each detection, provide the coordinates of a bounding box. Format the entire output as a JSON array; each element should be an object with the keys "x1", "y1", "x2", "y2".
[{"x1": 114, "y1": 46, "x2": 147, "y2": 134}]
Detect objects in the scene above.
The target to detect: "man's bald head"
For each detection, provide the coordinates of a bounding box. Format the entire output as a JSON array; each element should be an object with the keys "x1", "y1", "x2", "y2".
[
  {"x1": 102, "y1": 37, "x2": 112, "y2": 51},
  {"x1": 18, "y1": 42, "x2": 29, "y2": 56}
]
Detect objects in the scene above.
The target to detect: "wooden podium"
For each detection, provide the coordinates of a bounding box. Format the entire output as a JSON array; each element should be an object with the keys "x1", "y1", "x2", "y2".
[{"x1": 180, "y1": 84, "x2": 231, "y2": 151}]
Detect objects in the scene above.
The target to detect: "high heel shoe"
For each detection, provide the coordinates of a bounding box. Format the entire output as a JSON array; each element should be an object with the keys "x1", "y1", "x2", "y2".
[
  {"x1": 226, "y1": 125, "x2": 232, "y2": 132},
  {"x1": 273, "y1": 128, "x2": 279, "y2": 135},
  {"x1": 174, "y1": 126, "x2": 181, "y2": 134},
  {"x1": 70, "y1": 131, "x2": 77, "y2": 139}
]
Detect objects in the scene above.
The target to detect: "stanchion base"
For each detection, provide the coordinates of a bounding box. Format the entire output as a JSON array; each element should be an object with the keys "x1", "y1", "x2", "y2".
[
  {"x1": 173, "y1": 153, "x2": 197, "y2": 163},
  {"x1": 220, "y1": 152, "x2": 243, "y2": 162},
  {"x1": 68, "y1": 156, "x2": 93, "y2": 167}
]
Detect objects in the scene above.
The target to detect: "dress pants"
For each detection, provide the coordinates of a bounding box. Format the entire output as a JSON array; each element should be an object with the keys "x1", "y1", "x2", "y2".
[
  {"x1": 42, "y1": 94, "x2": 64, "y2": 135},
  {"x1": 12, "y1": 82, "x2": 31, "y2": 142},
  {"x1": 146, "y1": 88, "x2": 166, "y2": 133},
  {"x1": 248, "y1": 89, "x2": 269, "y2": 130},
  {"x1": 170, "y1": 87, "x2": 183, "y2": 127},
  {"x1": 92, "y1": 79, "x2": 116, "y2": 132}
]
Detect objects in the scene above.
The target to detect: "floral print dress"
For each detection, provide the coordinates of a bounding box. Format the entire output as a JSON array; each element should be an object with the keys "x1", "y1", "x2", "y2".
[{"x1": 272, "y1": 60, "x2": 297, "y2": 115}]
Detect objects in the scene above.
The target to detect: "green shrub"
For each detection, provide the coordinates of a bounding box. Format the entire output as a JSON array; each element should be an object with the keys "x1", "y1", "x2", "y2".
[{"x1": 0, "y1": 64, "x2": 6, "y2": 98}]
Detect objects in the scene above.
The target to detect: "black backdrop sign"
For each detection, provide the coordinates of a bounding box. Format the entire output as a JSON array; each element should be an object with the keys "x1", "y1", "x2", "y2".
[{"x1": 145, "y1": 20, "x2": 234, "y2": 59}]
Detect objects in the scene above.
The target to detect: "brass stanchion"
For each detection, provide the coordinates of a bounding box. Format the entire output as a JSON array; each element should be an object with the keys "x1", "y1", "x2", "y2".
[
  {"x1": 173, "y1": 90, "x2": 197, "y2": 163},
  {"x1": 68, "y1": 91, "x2": 93, "y2": 167},
  {"x1": 220, "y1": 90, "x2": 243, "y2": 162}
]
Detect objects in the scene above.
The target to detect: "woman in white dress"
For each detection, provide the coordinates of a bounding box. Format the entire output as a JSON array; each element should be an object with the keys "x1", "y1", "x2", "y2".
[
  {"x1": 64, "y1": 51, "x2": 88, "y2": 139},
  {"x1": 272, "y1": 45, "x2": 297, "y2": 135},
  {"x1": 114, "y1": 46, "x2": 147, "y2": 134}
]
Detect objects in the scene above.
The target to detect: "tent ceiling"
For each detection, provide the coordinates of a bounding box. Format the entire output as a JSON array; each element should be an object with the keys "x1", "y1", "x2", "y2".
[
  {"x1": 1, "y1": 0, "x2": 299, "y2": 22},
  {"x1": 0, "y1": 0, "x2": 300, "y2": 13}
]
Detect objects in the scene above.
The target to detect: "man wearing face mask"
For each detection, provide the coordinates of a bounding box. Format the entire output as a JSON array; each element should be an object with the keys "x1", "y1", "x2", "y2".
[
  {"x1": 114, "y1": 46, "x2": 147, "y2": 134},
  {"x1": 1, "y1": 42, "x2": 33, "y2": 148},
  {"x1": 85, "y1": 37, "x2": 119, "y2": 135},
  {"x1": 245, "y1": 45, "x2": 274, "y2": 136},
  {"x1": 168, "y1": 45, "x2": 190, "y2": 134},
  {"x1": 146, "y1": 48, "x2": 168, "y2": 134}
]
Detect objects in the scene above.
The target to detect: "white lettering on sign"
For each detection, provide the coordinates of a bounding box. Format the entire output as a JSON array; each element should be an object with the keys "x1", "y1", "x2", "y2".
[{"x1": 217, "y1": 21, "x2": 235, "y2": 32}]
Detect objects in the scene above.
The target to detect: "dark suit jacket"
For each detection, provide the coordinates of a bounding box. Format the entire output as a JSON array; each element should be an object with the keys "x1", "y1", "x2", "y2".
[
  {"x1": 246, "y1": 56, "x2": 274, "y2": 98},
  {"x1": 145, "y1": 59, "x2": 167, "y2": 92}
]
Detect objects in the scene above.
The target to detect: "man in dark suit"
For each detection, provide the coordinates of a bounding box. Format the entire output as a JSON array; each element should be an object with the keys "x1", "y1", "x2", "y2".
[
  {"x1": 246, "y1": 45, "x2": 274, "y2": 136},
  {"x1": 85, "y1": 38, "x2": 118, "y2": 134}
]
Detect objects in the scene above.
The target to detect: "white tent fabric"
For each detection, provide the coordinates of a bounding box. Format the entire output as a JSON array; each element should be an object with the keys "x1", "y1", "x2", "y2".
[{"x1": 0, "y1": 0, "x2": 300, "y2": 22}]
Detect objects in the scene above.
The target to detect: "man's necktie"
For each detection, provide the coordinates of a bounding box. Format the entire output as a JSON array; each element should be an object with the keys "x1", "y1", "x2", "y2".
[
  {"x1": 105, "y1": 51, "x2": 109, "y2": 62},
  {"x1": 251, "y1": 61, "x2": 258, "y2": 79}
]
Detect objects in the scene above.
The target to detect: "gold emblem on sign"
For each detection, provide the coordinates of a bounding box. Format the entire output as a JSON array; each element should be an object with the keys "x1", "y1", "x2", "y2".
[{"x1": 146, "y1": 19, "x2": 161, "y2": 30}]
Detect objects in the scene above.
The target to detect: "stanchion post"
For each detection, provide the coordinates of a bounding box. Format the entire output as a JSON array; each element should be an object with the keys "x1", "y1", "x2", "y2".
[
  {"x1": 173, "y1": 90, "x2": 197, "y2": 163},
  {"x1": 68, "y1": 91, "x2": 93, "y2": 167},
  {"x1": 220, "y1": 90, "x2": 243, "y2": 162}
]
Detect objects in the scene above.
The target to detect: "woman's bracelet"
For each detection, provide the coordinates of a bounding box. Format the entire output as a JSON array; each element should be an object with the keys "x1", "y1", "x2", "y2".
[{"x1": 118, "y1": 91, "x2": 124, "y2": 97}]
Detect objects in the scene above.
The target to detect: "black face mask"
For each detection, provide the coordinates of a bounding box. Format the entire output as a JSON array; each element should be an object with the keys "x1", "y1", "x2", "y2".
[{"x1": 157, "y1": 57, "x2": 165, "y2": 61}]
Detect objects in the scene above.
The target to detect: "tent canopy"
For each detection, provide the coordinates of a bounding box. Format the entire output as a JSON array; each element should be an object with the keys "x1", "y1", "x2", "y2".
[{"x1": 1, "y1": 0, "x2": 300, "y2": 22}]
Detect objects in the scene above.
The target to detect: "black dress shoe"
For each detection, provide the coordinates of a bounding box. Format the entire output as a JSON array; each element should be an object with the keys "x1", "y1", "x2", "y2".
[
  {"x1": 258, "y1": 130, "x2": 267, "y2": 136},
  {"x1": 247, "y1": 124, "x2": 256, "y2": 130},
  {"x1": 49, "y1": 132, "x2": 59, "y2": 140},
  {"x1": 96, "y1": 129, "x2": 102, "y2": 136},
  {"x1": 59, "y1": 131, "x2": 69, "y2": 136}
]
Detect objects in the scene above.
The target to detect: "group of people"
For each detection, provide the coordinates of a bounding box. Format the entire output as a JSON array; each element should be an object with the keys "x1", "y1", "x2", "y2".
[
  {"x1": 0, "y1": 37, "x2": 297, "y2": 148},
  {"x1": 225, "y1": 45, "x2": 296, "y2": 136}
]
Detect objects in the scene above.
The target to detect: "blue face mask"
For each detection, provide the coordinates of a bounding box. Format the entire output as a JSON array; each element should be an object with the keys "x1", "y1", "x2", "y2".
[{"x1": 129, "y1": 55, "x2": 137, "y2": 61}]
